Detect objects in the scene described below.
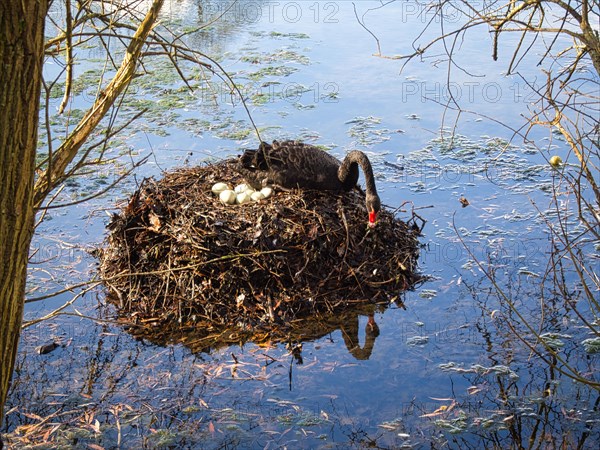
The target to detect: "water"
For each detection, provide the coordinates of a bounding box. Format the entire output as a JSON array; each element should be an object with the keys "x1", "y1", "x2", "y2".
[{"x1": 5, "y1": 1, "x2": 599, "y2": 448}]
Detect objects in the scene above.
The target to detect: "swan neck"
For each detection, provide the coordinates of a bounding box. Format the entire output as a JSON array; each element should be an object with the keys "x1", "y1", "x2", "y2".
[{"x1": 341, "y1": 151, "x2": 378, "y2": 195}]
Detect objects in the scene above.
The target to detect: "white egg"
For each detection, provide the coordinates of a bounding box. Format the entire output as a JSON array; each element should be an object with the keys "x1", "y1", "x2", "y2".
[
  {"x1": 235, "y1": 183, "x2": 253, "y2": 194},
  {"x1": 211, "y1": 182, "x2": 231, "y2": 194},
  {"x1": 219, "y1": 189, "x2": 237, "y2": 204},
  {"x1": 251, "y1": 191, "x2": 265, "y2": 201},
  {"x1": 260, "y1": 186, "x2": 273, "y2": 198},
  {"x1": 236, "y1": 191, "x2": 252, "y2": 204}
]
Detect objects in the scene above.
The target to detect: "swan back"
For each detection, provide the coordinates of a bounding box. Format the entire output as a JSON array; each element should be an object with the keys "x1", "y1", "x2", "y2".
[{"x1": 239, "y1": 140, "x2": 347, "y2": 191}]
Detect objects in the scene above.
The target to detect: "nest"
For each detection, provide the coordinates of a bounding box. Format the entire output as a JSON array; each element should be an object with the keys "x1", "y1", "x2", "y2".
[{"x1": 97, "y1": 159, "x2": 422, "y2": 334}]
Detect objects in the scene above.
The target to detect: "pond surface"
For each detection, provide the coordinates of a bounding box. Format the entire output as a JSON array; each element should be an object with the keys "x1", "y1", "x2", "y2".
[{"x1": 5, "y1": 1, "x2": 599, "y2": 448}]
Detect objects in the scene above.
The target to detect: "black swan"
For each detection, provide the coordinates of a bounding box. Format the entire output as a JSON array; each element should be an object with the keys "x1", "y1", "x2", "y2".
[{"x1": 238, "y1": 140, "x2": 381, "y2": 227}]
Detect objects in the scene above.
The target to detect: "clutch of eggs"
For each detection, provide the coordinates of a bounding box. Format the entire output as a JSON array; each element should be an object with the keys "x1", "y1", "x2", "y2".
[{"x1": 212, "y1": 182, "x2": 272, "y2": 205}]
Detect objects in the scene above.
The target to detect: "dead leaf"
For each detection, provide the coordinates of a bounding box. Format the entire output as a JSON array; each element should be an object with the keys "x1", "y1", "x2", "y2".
[
  {"x1": 148, "y1": 212, "x2": 161, "y2": 231},
  {"x1": 420, "y1": 400, "x2": 457, "y2": 417},
  {"x1": 467, "y1": 386, "x2": 482, "y2": 395}
]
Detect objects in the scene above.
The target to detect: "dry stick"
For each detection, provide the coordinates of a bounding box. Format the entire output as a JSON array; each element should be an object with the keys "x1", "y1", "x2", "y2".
[
  {"x1": 452, "y1": 215, "x2": 600, "y2": 390},
  {"x1": 352, "y1": 2, "x2": 381, "y2": 56},
  {"x1": 339, "y1": 205, "x2": 369, "y2": 297},
  {"x1": 534, "y1": 7, "x2": 569, "y2": 69},
  {"x1": 565, "y1": 171, "x2": 600, "y2": 241},
  {"x1": 398, "y1": 20, "x2": 483, "y2": 75},
  {"x1": 40, "y1": 75, "x2": 56, "y2": 166},
  {"x1": 41, "y1": 81, "x2": 56, "y2": 207},
  {"x1": 58, "y1": 0, "x2": 73, "y2": 114},
  {"x1": 34, "y1": 311, "x2": 122, "y2": 327},
  {"x1": 338, "y1": 200, "x2": 350, "y2": 262},
  {"x1": 438, "y1": 12, "x2": 475, "y2": 142},
  {"x1": 25, "y1": 277, "x2": 98, "y2": 304},
  {"x1": 32, "y1": 185, "x2": 65, "y2": 230},
  {"x1": 21, "y1": 282, "x2": 101, "y2": 329},
  {"x1": 505, "y1": 5, "x2": 539, "y2": 73}
]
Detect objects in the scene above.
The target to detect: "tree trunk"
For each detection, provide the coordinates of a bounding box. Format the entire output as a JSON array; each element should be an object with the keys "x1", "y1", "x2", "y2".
[{"x1": 0, "y1": 0, "x2": 48, "y2": 435}]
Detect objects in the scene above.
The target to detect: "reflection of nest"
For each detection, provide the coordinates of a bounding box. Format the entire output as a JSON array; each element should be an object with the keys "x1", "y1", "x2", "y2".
[
  {"x1": 125, "y1": 303, "x2": 385, "y2": 359},
  {"x1": 97, "y1": 160, "x2": 422, "y2": 334}
]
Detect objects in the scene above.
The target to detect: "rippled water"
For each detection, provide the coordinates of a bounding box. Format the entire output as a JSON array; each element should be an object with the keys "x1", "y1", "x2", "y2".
[{"x1": 5, "y1": 1, "x2": 599, "y2": 448}]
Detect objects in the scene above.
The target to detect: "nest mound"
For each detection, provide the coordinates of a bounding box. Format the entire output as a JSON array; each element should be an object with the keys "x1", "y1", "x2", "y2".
[{"x1": 98, "y1": 160, "x2": 422, "y2": 330}]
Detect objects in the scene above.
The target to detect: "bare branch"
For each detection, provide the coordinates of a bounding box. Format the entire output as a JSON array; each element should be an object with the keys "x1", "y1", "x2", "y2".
[{"x1": 33, "y1": 0, "x2": 166, "y2": 209}]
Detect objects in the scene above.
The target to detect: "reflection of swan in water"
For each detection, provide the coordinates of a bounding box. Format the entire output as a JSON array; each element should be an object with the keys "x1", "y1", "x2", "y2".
[{"x1": 340, "y1": 314, "x2": 380, "y2": 360}]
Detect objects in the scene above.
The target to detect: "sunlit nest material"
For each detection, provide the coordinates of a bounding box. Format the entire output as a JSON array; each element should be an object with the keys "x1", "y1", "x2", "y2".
[{"x1": 97, "y1": 159, "x2": 423, "y2": 331}]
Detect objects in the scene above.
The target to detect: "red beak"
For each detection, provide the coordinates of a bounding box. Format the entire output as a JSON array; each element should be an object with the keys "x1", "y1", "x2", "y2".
[{"x1": 368, "y1": 211, "x2": 377, "y2": 228}]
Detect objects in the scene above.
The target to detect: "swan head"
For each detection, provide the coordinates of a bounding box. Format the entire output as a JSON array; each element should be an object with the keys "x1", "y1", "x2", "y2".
[{"x1": 366, "y1": 193, "x2": 381, "y2": 228}]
